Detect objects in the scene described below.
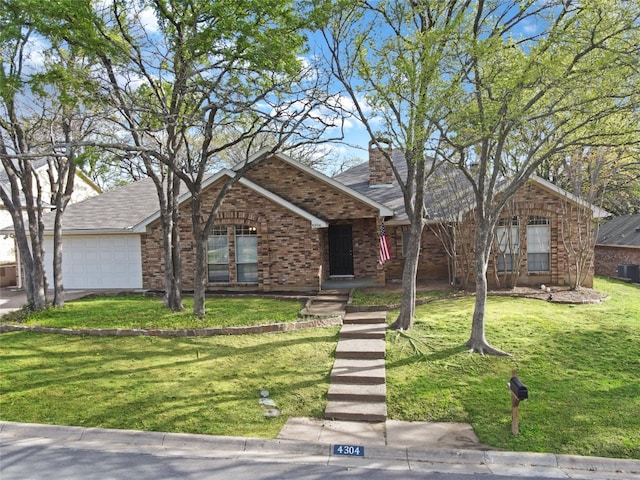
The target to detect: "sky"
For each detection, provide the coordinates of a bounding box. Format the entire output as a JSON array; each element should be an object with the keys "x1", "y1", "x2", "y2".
[{"x1": 9, "y1": 0, "x2": 553, "y2": 176}]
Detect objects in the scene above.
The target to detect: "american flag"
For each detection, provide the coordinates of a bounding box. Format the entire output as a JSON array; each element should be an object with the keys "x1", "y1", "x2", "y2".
[{"x1": 379, "y1": 222, "x2": 391, "y2": 263}]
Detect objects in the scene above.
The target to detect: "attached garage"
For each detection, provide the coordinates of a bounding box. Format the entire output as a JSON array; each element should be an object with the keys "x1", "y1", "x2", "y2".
[{"x1": 44, "y1": 234, "x2": 143, "y2": 289}]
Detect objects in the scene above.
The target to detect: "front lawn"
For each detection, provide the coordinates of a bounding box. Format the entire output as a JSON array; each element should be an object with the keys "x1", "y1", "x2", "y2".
[
  {"x1": 1, "y1": 295, "x2": 304, "y2": 329},
  {"x1": 0, "y1": 327, "x2": 339, "y2": 438},
  {"x1": 1, "y1": 277, "x2": 638, "y2": 459},
  {"x1": 385, "y1": 278, "x2": 640, "y2": 459}
]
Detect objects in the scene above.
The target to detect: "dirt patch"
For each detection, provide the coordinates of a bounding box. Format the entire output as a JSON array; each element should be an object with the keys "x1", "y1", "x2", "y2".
[{"x1": 489, "y1": 286, "x2": 609, "y2": 304}]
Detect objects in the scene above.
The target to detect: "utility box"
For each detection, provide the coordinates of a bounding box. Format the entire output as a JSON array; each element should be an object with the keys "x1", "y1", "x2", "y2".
[{"x1": 618, "y1": 264, "x2": 640, "y2": 283}]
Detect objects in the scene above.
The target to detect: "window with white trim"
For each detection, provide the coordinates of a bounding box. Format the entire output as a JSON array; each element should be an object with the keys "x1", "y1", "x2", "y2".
[
  {"x1": 207, "y1": 226, "x2": 229, "y2": 282},
  {"x1": 235, "y1": 225, "x2": 258, "y2": 283},
  {"x1": 496, "y1": 216, "x2": 519, "y2": 272},
  {"x1": 527, "y1": 216, "x2": 550, "y2": 272}
]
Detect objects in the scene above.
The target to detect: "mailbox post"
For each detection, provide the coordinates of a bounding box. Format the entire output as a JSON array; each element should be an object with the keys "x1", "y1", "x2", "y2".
[{"x1": 508, "y1": 370, "x2": 528, "y2": 435}]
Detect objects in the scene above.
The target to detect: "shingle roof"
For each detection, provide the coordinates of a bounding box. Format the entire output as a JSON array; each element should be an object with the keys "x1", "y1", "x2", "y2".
[
  {"x1": 333, "y1": 151, "x2": 474, "y2": 224},
  {"x1": 41, "y1": 178, "x2": 160, "y2": 233},
  {"x1": 14, "y1": 149, "x2": 609, "y2": 234},
  {"x1": 596, "y1": 215, "x2": 640, "y2": 248},
  {"x1": 334, "y1": 151, "x2": 609, "y2": 224}
]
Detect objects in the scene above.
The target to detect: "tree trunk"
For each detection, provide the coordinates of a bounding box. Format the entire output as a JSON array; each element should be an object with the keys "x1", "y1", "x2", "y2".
[
  {"x1": 464, "y1": 221, "x2": 509, "y2": 356},
  {"x1": 161, "y1": 173, "x2": 184, "y2": 312},
  {"x1": 52, "y1": 211, "x2": 65, "y2": 307},
  {"x1": 191, "y1": 195, "x2": 207, "y2": 318},
  {"x1": 390, "y1": 220, "x2": 423, "y2": 330},
  {"x1": 52, "y1": 154, "x2": 76, "y2": 307},
  {"x1": 28, "y1": 198, "x2": 48, "y2": 310}
]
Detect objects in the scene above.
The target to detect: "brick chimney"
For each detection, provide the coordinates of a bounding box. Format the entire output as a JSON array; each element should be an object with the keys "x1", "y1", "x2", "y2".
[{"x1": 368, "y1": 139, "x2": 393, "y2": 186}]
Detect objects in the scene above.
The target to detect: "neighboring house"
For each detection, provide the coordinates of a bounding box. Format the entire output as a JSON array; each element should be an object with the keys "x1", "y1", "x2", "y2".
[
  {"x1": 35, "y1": 146, "x2": 608, "y2": 292},
  {"x1": 0, "y1": 160, "x2": 100, "y2": 287},
  {"x1": 595, "y1": 215, "x2": 640, "y2": 282}
]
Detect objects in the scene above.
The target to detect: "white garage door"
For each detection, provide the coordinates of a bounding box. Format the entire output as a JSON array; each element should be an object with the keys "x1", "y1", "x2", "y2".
[{"x1": 45, "y1": 235, "x2": 143, "y2": 289}]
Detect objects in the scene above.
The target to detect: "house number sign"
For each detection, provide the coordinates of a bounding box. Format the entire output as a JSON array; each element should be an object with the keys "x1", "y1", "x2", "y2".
[{"x1": 333, "y1": 444, "x2": 365, "y2": 457}]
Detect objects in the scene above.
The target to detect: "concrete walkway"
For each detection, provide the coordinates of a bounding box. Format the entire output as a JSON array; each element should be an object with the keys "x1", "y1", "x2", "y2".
[
  {"x1": 304, "y1": 290, "x2": 389, "y2": 422},
  {"x1": 0, "y1": 288, "x2": 115, "y2": 316},
  {"x1": 325, "y1": 311, "x2": 388, "y2": 422}
]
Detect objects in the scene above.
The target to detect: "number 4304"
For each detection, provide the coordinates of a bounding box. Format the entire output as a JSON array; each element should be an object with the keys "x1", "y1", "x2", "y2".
[{"x1": 333, "y1": 444, "x2": 364, "y2": 456}]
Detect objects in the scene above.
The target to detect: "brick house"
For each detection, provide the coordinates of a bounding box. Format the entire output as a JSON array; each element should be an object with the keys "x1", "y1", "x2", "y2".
[
  {"x1": 37, "y1": 146, "x2": 607, "y2": 291},
  {"x1": 595, "y1": 215, "x2": 640, "y2": 282}
]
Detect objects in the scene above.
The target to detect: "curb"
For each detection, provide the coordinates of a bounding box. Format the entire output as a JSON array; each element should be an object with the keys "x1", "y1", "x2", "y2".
[{"x1": 2, "y1": 421, "x2": 638, "y2": 477}]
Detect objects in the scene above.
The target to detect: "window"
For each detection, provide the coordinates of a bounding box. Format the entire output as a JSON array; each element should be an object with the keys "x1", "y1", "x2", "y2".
[
  {"x1": 527, "y1": 216, "x2": 550, "y2": 272},
  {"x1": 208, "y1": 226, "x2": 229, "y2": 282},
  {"x1": 496, "y1": 216, "x2": 519, "y2": 272},
  {"x1": 235, "y1": 225, "x2": 258, "y2": 283}
]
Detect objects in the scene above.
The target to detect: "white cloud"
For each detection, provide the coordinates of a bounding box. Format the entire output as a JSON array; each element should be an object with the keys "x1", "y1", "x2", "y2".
[{"x1": 137, "y1": 7, "x2": 160, "y2": 34}]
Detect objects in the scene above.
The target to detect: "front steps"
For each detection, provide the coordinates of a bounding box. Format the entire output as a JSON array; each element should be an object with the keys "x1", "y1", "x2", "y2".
[{"x1": 325, "y1": 310, "x2": 387, "y2": 422}]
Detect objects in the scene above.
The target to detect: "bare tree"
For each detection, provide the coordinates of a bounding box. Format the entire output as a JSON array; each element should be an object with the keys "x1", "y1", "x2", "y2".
[
  {"x1": 490, "y1": 201, "x2": 523, "y2": 290},
  {"x1": 427, "y1": 166, "x2": 476, "y2": 290},
  {"x1": 556, "y1": 148, "x2": 611, "y2": 289}
]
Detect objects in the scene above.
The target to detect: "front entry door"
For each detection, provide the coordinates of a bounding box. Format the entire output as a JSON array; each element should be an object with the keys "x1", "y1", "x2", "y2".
[{"x1": 329, "y1": 225, "x2": 354, "y2": 276}]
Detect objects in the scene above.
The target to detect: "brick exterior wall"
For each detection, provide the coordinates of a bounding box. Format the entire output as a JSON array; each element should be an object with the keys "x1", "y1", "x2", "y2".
[
  {"x1": 456, "y1": 181, "x2": 598, "y2": 288},
  {"x1": 383, "y1": 226, "x2": 451, "y2": 283},
  {"x1": 382, "y1": 180, "x2": 599, "y2": 289},
  {"x1": 595, "y1": 246, "x2": 640, "y2": 278},
  {"x1": 140, "y1": 158, "x2": 599, "y2": 293},
  {"x1": 142, "y1": 179, "x2": 325, "y2": 292},
  {"x1": 244, "y1": 156, "x2": 379, "y2": 220},
  {"x1": 141, "y1": 156, "x2": 383, "y2": 292}
]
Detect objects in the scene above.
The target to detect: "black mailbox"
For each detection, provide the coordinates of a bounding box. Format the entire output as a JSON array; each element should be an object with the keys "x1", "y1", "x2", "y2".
[{"x1": 510, "y1": 376, "x2": 528, "y2": 400}]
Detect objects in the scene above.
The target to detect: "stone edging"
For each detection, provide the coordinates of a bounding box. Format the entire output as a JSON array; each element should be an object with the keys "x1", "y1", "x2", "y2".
[{"x1": 0, "y1": 316, "x2": 342, "y2": 337}]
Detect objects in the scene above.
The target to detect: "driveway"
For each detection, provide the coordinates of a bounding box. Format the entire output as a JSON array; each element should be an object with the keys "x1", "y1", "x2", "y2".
[{"x1": 0, "y1": 289, "x2": 106, "y2": 317}]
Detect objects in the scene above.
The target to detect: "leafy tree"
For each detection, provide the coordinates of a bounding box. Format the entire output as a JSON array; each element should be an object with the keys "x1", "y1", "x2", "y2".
[
  {"x1": 322, "y1": 0, "x2": 466, "y2": 330},
  {"x1": 88, "y1": 0, "x2": 336, "y2": 316},
  {"x1": 0, "y1": 16, "x2": 47, "y2": 308},
  {"x1": 1, "y1": 1, "x2": 106, "y2": 309},
  {"x1": 324, "y1": 0, "x2": 639, "y2": 354},
  {"x1": 434, "y1": 0, "x2": 640, "y2": 354}
]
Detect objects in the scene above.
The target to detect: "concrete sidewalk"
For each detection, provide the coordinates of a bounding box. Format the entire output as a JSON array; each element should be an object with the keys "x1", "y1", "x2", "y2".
[{"x1": 1, "y1": 421, "x2": 639, "y2": 479}]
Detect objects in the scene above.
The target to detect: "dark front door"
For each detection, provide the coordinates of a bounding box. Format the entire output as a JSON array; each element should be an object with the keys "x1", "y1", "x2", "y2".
[{"x1": 329, "y1": 225, "x2": 354, "y2": 276}]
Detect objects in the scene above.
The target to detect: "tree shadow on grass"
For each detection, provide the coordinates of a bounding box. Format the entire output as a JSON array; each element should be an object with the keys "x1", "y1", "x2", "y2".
[
  {"x1": 386, "y1": 345, "x2": 468, "y2": 370},
  {"x1": 0, "y1": 328, "x2": 340, "y2": 394}
]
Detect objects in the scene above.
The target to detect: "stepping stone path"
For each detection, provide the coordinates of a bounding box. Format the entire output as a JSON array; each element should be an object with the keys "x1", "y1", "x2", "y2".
[{"x1": 325, "y1": 311, "x2": 388, "y2": 422}]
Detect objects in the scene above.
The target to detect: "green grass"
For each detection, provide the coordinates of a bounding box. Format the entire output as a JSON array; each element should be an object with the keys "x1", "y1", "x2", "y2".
[
  {"x1": 1, "y1": 277, "x2": 638, "y2": 459},
  {"x1": 385, "y1": 278, "x2": 640, "y2": 459},
  {"x1": 350, "y1": 288, "x2": 450, "y2": 306},
  {"x1": 1, "y1": 295, "x2": 304, "y2": 329},
  {"x1": 0, "y1": 327, "x2": 339, "y2": 438}
]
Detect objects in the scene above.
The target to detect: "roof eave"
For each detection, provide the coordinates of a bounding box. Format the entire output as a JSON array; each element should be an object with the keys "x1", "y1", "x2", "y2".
[
  {"x1": 133, "y1": 169, "x2": 328, "y2": 231},
  {"x1": 531, "y1": 175, "x2": 611, "y2": 218},
  {"x1": 43, "y1": 228, "x2": 140, "y2": 236}
]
